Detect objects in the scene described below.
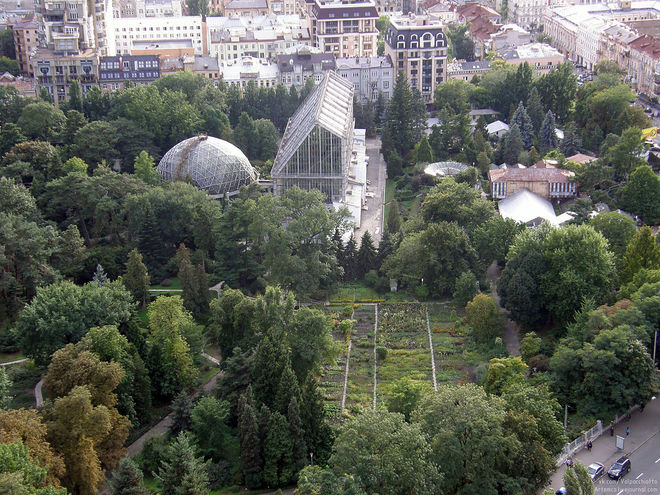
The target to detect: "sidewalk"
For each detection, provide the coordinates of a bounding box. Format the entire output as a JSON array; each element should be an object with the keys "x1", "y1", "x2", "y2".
[{"x1": 545, "y1": 396, "x2": 660, "y2": 492}]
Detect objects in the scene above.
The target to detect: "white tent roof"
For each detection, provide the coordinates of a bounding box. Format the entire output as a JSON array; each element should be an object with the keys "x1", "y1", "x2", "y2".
[
  {"x1": 498, "y1": 188, "x2": 559, "y2": 226},
  {"x1": 486, "y1": 120, "x2": 509, "y2": 134}
]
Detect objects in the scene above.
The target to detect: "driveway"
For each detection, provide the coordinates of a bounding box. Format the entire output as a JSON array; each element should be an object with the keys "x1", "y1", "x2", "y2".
[{"x1": 354, "y1": 136, "x2": 386, "y2": 245}]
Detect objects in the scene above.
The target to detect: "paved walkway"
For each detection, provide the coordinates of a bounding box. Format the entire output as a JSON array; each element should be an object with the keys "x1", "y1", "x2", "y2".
[
  {"x1": 354, "y1": 137, "x2": 386, "y2": 245},
  {"x1": 545, "y1": 397, "x2": 660, "y2": 492},
  {"x1": 0, "y1": 358, "x2": 28, "y2": 366},
  {"x1": 486, "y1": 261, "x2": 521, "y2": 356}
]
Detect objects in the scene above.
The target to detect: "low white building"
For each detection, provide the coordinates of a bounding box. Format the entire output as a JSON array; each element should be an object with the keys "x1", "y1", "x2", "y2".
[
  {"x1": 486, "y1": 120, "x2": 509, "y2": 137},
  {"x1": 112, "y1": 15, "x2": 204, "y2": 55},
  {"x1": 336, "y1": 55, "x2": 394, "y2": 101},
  {"x1": 500, "y1": 42, "x2": 565, "y2": 73},
  {"x1": 490, "y1": 24, "x2": 531, "y2": 51},
  {"x1": 220, "y1": 55, "x2": 279, "y2": 88}
]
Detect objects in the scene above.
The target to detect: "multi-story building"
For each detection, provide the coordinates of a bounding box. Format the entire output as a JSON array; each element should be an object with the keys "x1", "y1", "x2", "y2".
[
  {"x1": 8, "y1": 15, "x2": 40, "y2": 76},
  {"x1": 490, "y1": 24, "x2": 530, "y2": 51},
  {"x1": 489, "y1": 163, "x2": 577, "y2": 200},
  {"x1": 310, "y1": 0, "x2": 379, "y2": 58},
  {"x1": 113, "y1": 0, "x2": 183, "y2": 18},
  {"x1": 384, "y1": 12, "x2": 448, "y2": 102},
  {"x1": 224, "y1": 0, "x2": 270, "y2": 16},
  {"x1": 36, "y1": 0, "x2": 115, "y2": 55},
  {"x1": 112, "y1": 15, "x2": 204, "y2": 55},
  {"x1": 207, "y1": 15, "x2": 310, "y2": 60},
  {"x1": 447, "y1": 59, "x2": 491, "y2": 81},
  {"x1": 500, "y1": 42, "x2": 565, "y2": 73},
  {"x1": 336, "y1": 54, "x2": 393, "y2": 100},
  {"x1": 33, "y1": 48, "x2": 98, "y2": 104},
  {"x1": 277, "y1": 44, "x2": 336, "y2": 88},
  {"x1": 220, "y1": 55, "x2": 279, "y2": 88},
  {"x1": 508, "y1": 0, "x2": 552, "y2": 30},
  {"x1": 628, "y1": 35, "x2": 660, "y2": 98},
  {"x1": 131, "y1": 38, "x2": 194, "y2": 56},
  {"x1": 98, "y1": 53, "x2": 160, "y2": 90}
]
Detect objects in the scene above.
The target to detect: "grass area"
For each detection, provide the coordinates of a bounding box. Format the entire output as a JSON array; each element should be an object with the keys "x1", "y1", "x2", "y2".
[
  {"x1": 0, "y1": 351, "x2": 25, "y2": 364},
  {"x1": 144, "y1": 476, "x2": 289, "y2": 495},
  {"x1": 150, "y1": 277, "x2": 181, "y2": 290},
  {"x1": 7, "y1": 361, "x2": 42, "y2": 409},
  {"x1": 329, "y1": 282, "x2": 416, "y2": 303}
]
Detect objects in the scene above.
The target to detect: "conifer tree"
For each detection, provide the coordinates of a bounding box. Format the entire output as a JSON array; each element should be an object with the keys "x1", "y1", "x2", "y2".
[
  {"x1": 169, "y1": 390, "x2": 194, "y2": 436},
  {"x1": 110, "y1": 457, "x2": 148, "y2": 495},
  {"x1": 620, "y1": 226, "x2": 660, "y2": 283},
  {"x1": 251, "y1": 333, "x2": 286, "y2": 410},
  {"x1": 526, "y1": 86, "x2": 545, "y2": 133},
  {"x1": 177, "y1": 244, "x2": 210, "y2": 318},
  {"x1": 377, "y1": 230, "x2": 393, "y2": 270},
  {"x1": 133, "y1": 151, "x2": 159, "y2": 185},
  {"x1": 590, "y1": 124, "x2": 603, "y2": 151},
  {"x1": 275, "y1": 361, "x2": 300, "y2": 415},
  {"x1": 559, "y1": 122, "x2": 582, "y2": 156},
  {"x1": 122, "y1": 248, "x2": 150, "y2": 307},
  {"x1": 357, "y1": 232, "x2": 378, "y2": 279},
  {"x1": 503, "y1": 124, "x2": 524, "y2": 165},
  {"x1": 342, "y1": 235, "x2": 358, "y2": 281},
  {"x1": 68, "y1": 80, "x2": 83, "y2": 112},
  {"x1": 138, "y1": 205, "x2": 167, "y2": 278},
  {"x1": 157, "y1": 432, "x2": 209, "y2": 495},
  {"x1": 288, "y1": 396, "x2": 308, "y2": 477},
  {"x1": 511, "y1": 102, "x2": 535, "y2": 150},
  {"x1": 539, "y1": 110, "x2": 558, "y2": 154},
  {"x1": 413, "y1": 136, "x2": 434, "y2": 163},
  {"x1": 93, "y1": 264, "x2": 109, "y2": 287},
  {"x1": 238, "y1": 387, "x2": 262, "y2": 489},
  {"x1": 386, "y1": 200, "x2": 401, "y2": 235},
  {"x1": 300, "y1": 376, "x2": 334, "y2": 465},
  {"x1": 263, "y1": 411, "x2": 294, "y2": 487}
]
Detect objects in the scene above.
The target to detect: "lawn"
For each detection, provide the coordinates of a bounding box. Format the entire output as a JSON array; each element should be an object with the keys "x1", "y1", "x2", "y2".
[
  {"x1": 150, "y1": 277, "x2": 181, "y2": 290},
  {"x1": 6, "y1": 361, "x2": 42, "y2": 409},
  {"x1": 0, "y1": 351, "x2": 25, "y2": 364},
  {"x1": 329, "y1": 282, "x2": 416, "y2": 303}
]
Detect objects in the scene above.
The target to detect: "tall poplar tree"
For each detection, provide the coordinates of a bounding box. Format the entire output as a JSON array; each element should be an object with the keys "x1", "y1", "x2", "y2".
[
  {"x1": 122, "y1": 248, "x2": 150, "y2": 307},
  {"x1": 238, "y1": 387, "x2": 262, "y2": 489}
]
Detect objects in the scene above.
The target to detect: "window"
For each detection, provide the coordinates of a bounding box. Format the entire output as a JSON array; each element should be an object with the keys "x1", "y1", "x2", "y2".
[
  {"x1": 421, "y1": 32, "x2": 433, "y2": 48},
  {"x1": 383, "y1": 81, "x2": 389, "y2": 88}
]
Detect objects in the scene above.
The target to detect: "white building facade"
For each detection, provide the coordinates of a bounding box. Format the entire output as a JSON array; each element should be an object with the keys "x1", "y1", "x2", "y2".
[
  {"x1": 336, "y1": 55, "x2": 393, "y2": 101},
  {"x1": 112, "y1": 15, "x2": 204, "y2": 55}
]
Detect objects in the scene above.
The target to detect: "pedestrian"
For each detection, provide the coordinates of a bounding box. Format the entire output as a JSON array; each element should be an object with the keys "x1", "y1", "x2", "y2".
[
  {"x1": 626, "y1": 427, "x2": 630, "y2": 436},
  {"x1": 610, "y1": 425, "x2": 614, "y2": 436},
  {"x1": 587, "y1": 440, "x2": 592, "y2": 451},
  {"x1": 566, "y1": 457, "x2": 574, "y2": 468},
  {"x1": 640, "y1": 403, "x2": 645, "y2": 413}
]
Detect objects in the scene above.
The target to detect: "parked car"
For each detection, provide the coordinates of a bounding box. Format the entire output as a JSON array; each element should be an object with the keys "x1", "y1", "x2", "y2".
[
  {"x1": 587, "y1": 462, "x2": 605, "y2": 481},
  {"x1": 555, "y1": 488, "x2": 566, "y2": 495},
  {"x1": 607, "y1": 456, "x2": 631, "y2": 480}
]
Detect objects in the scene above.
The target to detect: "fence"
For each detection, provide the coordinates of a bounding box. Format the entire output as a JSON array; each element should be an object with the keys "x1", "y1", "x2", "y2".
[{"x1": 555, "y1": 404, "x2": 641, "y2": 466}]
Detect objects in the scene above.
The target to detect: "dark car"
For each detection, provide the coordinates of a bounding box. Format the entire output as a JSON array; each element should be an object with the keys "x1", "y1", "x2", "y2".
[{"x1": 607, "y1": 456, "x2": 631, "y2": 480}]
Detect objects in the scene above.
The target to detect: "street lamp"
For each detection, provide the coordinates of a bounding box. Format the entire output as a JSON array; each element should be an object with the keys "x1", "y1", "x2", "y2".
[{"x1": 310, "y1": 452, "x2": 314, "y2": 465}]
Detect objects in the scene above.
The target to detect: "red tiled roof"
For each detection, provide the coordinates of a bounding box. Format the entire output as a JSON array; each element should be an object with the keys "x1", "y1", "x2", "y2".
[
  {"x1": 629, "y1": 34, "x2": 660, "y2": 59},
  {"x1": 489, "y1": 166, "x2": 575, "y2": 183}
]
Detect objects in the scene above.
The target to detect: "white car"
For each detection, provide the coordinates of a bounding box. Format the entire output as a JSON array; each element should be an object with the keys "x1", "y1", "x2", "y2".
[{"x1": 587, "y1": 462, "x2": 605, "y2": 481}]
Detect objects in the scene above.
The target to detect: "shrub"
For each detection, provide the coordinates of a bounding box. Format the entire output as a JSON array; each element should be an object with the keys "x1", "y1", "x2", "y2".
[
  {"x1": 160, "y1": 278, "x2": 172, "y2": 287},
  {"x1": 376, "y1": 346, "x2": 388, "y2": 361},
  {"x1": 365, "y1": 269, "x2": 379, "y2": 288},
  {"x1": 415, "y1": 284, "x2": 429, "y2": 300}
]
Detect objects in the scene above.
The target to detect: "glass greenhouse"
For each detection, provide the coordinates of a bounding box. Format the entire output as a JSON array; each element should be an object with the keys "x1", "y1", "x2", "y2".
[
  {"x1": 157, "y1": 135, "x2": 258, "y2": 196},
  {"x1": 271, "y1": 72, "x2": 354, "y2": 202},
  {"x1": 424, "y1": 161, "x2": 468, "y2": 177}
]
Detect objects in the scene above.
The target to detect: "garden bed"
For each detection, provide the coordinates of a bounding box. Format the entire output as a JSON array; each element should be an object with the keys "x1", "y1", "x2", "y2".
[{"x1": 343, "y1": 306, "x2": 375, "y2": 414}]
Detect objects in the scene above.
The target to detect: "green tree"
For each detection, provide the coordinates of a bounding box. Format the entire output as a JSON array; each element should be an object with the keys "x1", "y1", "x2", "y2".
[
  {"x1": 233, "y1": 112, "x2": 258, "y2": 160},
  {"x1": 331, "y1": 411, "x2": 441, "y2": 495},
  {"x1": 465, "y1": 294, "x2": 503, "y2": 344},
  {"x1": 287, "y1": 396, "x2": 307, "y2": 478},
  {"x1": 0, "y1": 441, "x2": 66, "y2": 495},
  {"x1": 177, "y1": 244, "x2": 210, "y2": 318},
  {"x1": 534, "y1": 62, "x2": 577, "y2": 122},
  {"x1": 446, "y1": 24, "x2": 475, "y2": 60},
  {"x1": 156, "y1": 432, "x2": 210, "y2": 495},
  {"x1": 0, "y1": 123, "x2": 26, "y2": 157},
  {"x1": 237, "y1": 388, "x2": 262, "y2": 489},
  {"x1": 62, "y1": 157, "x2": 88, "y2": 176},
  {"x1": 421, "y1": 178, "x2": 494, "y2": 231},
  {"x1": 133, "y1": 151, "x2": 159, "y2": 185},
  {"x1": 434, "y1": 78, "x2": 472, "y2": 114},
  {"x1": 0, "y1": 30, "x2": 15, "y2": 59},
  {"x1": 622, "y1": 165, "x2": 660, "y2": 225},
  {"x1": 503, "y1": 124, "x2": 523, "y2": 165},
  {"x1": 62, "y1": 110, "x2": 88, "y2": 145},
  {"x1": 356, "y1": 232, "x2": 378, "y2": 279},
  {"x1": 472, "y1": 217, "x2": 524, "y2": 266},
  {"x1": 122, "y1": 249, "x2": 150, "y2": 307},
  {"x1": 288, "y1": 307, "x2": 336, "y2": 382},
  {"x1": 169, "y1": 390, "x2": 194, "y2": 436},
  {"x1": 526, "y1": 86, "x2": 545, "y2": 133},
  {"x1": 453, "y1": 271, "x2": 479, "y2": 308},
  {"x1": 109, "y1": 457, "x2": 148, "y2": 495},
  {"x1": 620, "y1": 227, "x2": 660, "y2": 283},
  {"x1": 589, "y1": 212, "x2": 637, "y2": 267},
  {"x1": 17, "y1": 103, "x2": 65, "y2": 141},
  {"x1": 191, "y1": 396, "x2": 232, "y2": 462},
  {"x1": 263, "y1": 410, "x2": 294, "y2": 487},
  {"x1": 0, "y1": 368, "x2": 11, "y2": 410},
  {"x1": 300, "y1": 376, "x2": 334, "y2": 466},
  {"x1": 563, "y1": 462, "x2": 594, "y2": 495},
  {"x1": 14, "y1": 280, "x2": 134, "y2": 365},
  {"x1": 559, "y1": 122, "x2": 582, "y2": 157},
  {"x1": 511, "y1": 102, "x2": 534, "y2": 150},
  {"x1": 608, "y1": 127, "x2": 646, "y2": 180},
  {"x1": 483, "y1": 356, "x2": 526, "y2": 394},
  {"x1": 71, "y1": 121, "x2": 119, "y2": 171},
  {"x1": 519, "y1": 332, "x2": 543, "y2": 363},
  {"x1": 539, "y1": 110, "x2": 558, "y2": 153},
  {"x1": 386, "y1": 199, "x2": 401, "y2": 234},
  {"x1": 68, "y1": 81, "x2": 83, "y2": 113},
  {"x1": 384, "y1": 376, "x2": 430, "y2": 422},
  {"x1": 413, "y1": 136, "x2": 434, "y2": 163}
]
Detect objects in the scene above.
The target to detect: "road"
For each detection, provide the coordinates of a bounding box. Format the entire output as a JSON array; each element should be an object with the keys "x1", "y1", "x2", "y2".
[
  {"x1": 594, "y1": 433, "x2": 660, "y2": 494},
  {"x1": 354, "y1": 136, "x2": 386, "y2": 245}
]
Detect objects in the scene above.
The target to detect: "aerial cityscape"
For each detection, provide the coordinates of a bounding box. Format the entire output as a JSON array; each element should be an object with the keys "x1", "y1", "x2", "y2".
[{"x1": 0, "y1": 0, "x2": 659, "y2": 492}]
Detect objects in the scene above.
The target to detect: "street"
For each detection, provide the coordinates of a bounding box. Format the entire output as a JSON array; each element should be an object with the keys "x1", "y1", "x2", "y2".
[
  {"x1": 594, "y1": 434, "x2": 660, "y2": 494},
  {"x1": 354, "y1": 136, "x2": 386, "y2": 245}
]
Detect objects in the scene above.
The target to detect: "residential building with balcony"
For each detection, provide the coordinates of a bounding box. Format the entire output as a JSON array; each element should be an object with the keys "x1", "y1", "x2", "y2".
[
  {"x1": 99, "y1": 53, "x2": 160, "y2": 90},
  {"x1": 220, "y1": 55, "x2": 279, "y2": 88},
  {"x1": 629, "y1": 35, "x2": 660, "y2": 98},
  {"x1": 8, "y1": 15, "x2": 40, "y2": 76},
  {"x1": 447, "y1": 59, "x2": 491, "y2": 81},
  {"x1": 384, "y1": 12, "x2": 448, "y2": 102},
  {"x1": 310, "y1": 0, "x2": 379, "y2": 58},
  {"x1": 336, "y1": 54, "x2": 393, "y2": 101},
  {"x1": 277, "y1": 44, "x2": 336, "y2": 88},
  {"x1": 207, "y1": 15, "x2": 310, "y2": 60},
  {"x1": 33, "y1": 47, "x2": 98, "y2": 104}
]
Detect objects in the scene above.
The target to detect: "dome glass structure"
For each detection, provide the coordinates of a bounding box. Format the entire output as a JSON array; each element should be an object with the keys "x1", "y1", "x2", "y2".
[{"x1": 158, "y1": 135, "x2": 258, "y2": 196}]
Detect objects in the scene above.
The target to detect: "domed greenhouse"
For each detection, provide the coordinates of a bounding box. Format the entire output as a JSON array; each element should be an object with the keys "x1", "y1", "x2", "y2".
[{"x1": 157, "y1": 135, "x2": 258, "y2": 196}]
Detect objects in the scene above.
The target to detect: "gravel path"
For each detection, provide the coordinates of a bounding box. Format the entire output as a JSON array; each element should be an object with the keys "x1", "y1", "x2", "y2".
[
  {"x1": 0, "y1": 358, "x2": 28, "y2": 366},
  {"x1": 486, "y1": 261, "x2": 521, "y2": 356}
]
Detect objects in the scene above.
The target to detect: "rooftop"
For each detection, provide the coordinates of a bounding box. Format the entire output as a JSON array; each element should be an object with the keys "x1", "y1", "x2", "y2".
[
  {"x1": 225, "y1": 0, "x2": 268, "y2": 9},
  {"x1": 277, "y1": 49, "x2": 336, "y2": 72},
  {"x1": 498, "y1": 188, "x2": 559, "y2": 226},
  {"x1": 388, "y1": 12, "x2": 447, "y2": 28},
  {"x1": 312, "y1": 0, "x2": 378, "y2": 20},
  {"x1": 501, "y1": 42, "x2": 563, "y2": 60},
  {"x1": 566, "y1": 153, "x2": 597, "y2": 164},
  {"x1": 489, "y1": 163, "x2": 575, "y2": 183},
  {"x1": 133, "y1": 39, "x2": 193, "y2": 49},
  {"x1": 221, "y1": 56, "x2": 278, "y2": 79},
  {"x1": 336, "y1": 55, "x2": 392, "y2": 69}
]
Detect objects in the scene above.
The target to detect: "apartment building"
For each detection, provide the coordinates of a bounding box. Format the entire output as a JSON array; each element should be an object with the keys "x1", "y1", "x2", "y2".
[
  {"x1": 336, "y1": 54, "x2": 393, "y2": 101},
  {"x1": 33, "y1": 48, "x2": 98, "y2": 104},
  {"x1": 220, "y1": 55, "x2": 279, "y2": 88},
  {"x1": 112, "y1": 15, "x2": 204, "y2": 55},
  {"x1": 207, "y1": 15, "x2": 309, "y2": 60},
  {"x1": 277, "y1": 44, "x2": 336, "y2": 88},
  {"x1": 99, "y1": 53, "x2": 160, "y2": 90},
  {"x1": 310, "y1": 0, "x2": 379, "y2": 58},
  {"x1": 7, "y1": 15, "x2": 40, "y2": 75},
  {"x1": 113, "y1": 0, "x2": 183, "y2": 18},
  {"x1": 384, "y1": 12, "x2": 447, "y2": 102}
]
